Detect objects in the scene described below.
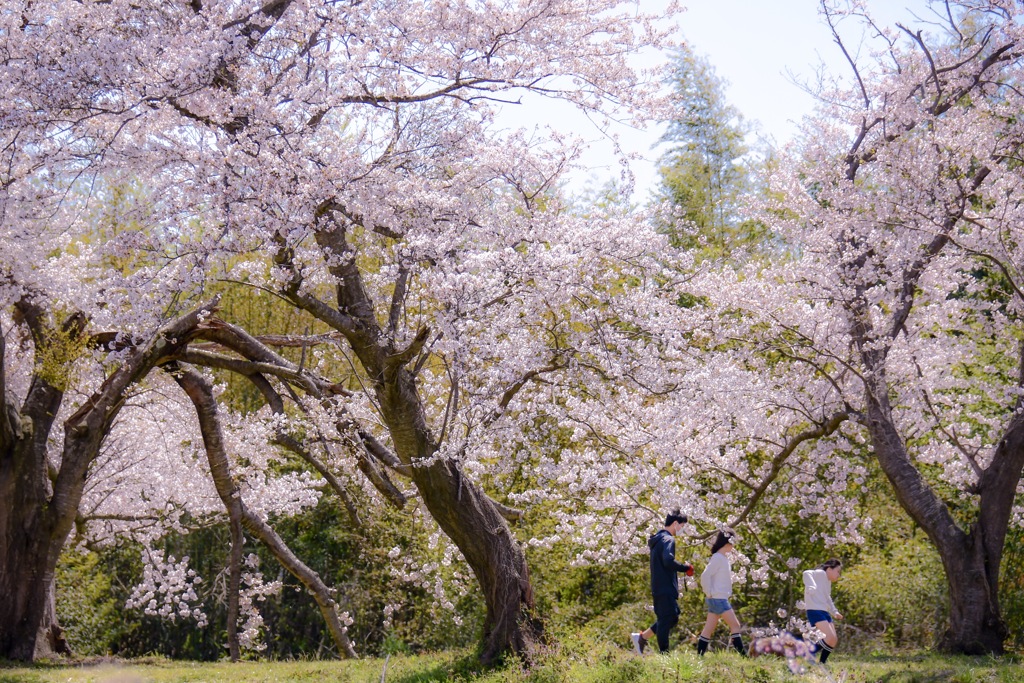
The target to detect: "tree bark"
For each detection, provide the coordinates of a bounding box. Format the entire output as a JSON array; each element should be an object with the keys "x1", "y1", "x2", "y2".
[
  {"x1": 374, "y1": 365, "x2": 540, "y2": 666},
  {"x1": 937, "y1": 530, "x2": 1007, "y2": 654},
  {"x1": 169, "y1": 364, "x2": 358, "y2": 658},
  {"x1": 411, "y1": 450, "x2": 539, "y2": 664},
  {"x1": 862, "y1": 362, "x2": 1020, "y2": 654},
  {"x1": 274, "y1": 219, "x2": 542, "y2": 664},
  {"x1": 0, "y1": 306, "x2": 69, "y2": 660},
  {"x1": 0, "y1": 298, "x2": 218, "y2": 661}
]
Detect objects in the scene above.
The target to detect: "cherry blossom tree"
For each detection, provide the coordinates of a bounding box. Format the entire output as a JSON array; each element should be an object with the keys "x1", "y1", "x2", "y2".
[
  {"x1": 1, "y1": 0, "x2": 684, "y2": 664},
  {"x1": 531, "y1": 0, "x2": 1024, "y2": 657},
  {"x1": 0, "y1": 290, "x2": 220, "y2": 660},
  {"x1": 741, "y1": 0, "x2": 1024, "y2": 654}
]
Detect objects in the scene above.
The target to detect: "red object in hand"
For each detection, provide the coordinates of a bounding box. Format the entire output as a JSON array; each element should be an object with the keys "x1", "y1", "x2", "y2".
[{"x1": 685, "y1": 564, "x2": 694, "y2": 576}]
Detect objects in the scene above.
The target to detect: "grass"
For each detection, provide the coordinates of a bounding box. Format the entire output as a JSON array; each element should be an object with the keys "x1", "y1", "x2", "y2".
[{"x1": 1, "y1": 649, "x2": 1021, "y2": 683}]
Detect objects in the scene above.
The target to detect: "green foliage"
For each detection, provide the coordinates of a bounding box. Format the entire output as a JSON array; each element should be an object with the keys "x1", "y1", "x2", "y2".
[
  {"x1": 56, "y1": 539, "x2": 227, "y2": 660},
  {"x1": 33, "y1": 312, "x2": 88, "y2": 391},
  {"x1": 735, "y1": 506, "x2": 845, "y2": 630},
  {"x1": 828, "y1": 455, "x2": 949, "y2": 651},
  {"x1": 212, "y1": 276, "x2": 333, "y2": 413},
  {"x1": 840, "y1": 536, "x2": 948, "y2": 650},
  {"x1": 53, "y1": 551, "x2": 121, "y2": 655},
  {"x1": 999, "y1": 526, "x2": 1024, "y2": 652},
  {"x1": 251, "y1": 499, "x2": 482, "y2": 658},
  {"x1": 656, "y1": 46, "x2": 774, "y2": 262},
  {"x1": 56, "y1": 497, "x2": 483, "y2": 660}
]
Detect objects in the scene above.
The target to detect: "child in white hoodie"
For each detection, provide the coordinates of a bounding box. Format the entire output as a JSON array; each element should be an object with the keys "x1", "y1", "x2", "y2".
[
  {"x1": 697, "y1": 531, "x2": 745, "y2": 656},
  {"x1": 803, "y1": 558, "x2": 843, "y2": 664}
]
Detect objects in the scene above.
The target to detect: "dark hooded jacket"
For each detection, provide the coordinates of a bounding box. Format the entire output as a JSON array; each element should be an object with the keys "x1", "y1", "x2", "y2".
[{"x1": 649, "y1": 529, "x2": 693, "y2": 598}]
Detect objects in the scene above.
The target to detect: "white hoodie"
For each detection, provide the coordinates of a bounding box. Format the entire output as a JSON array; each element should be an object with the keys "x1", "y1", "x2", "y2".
[{"x1": 802, "y1": 568, "x2": 838, "y2": 614}]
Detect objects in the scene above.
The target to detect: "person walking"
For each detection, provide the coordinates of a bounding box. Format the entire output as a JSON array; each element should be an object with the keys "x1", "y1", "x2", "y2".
[
  {"x1": 696, "y1": 530, "x2": 745, "y2": 656},
  {"x1": 803, "y1": 558, "x2": 843, "y2": 664},
  {"x1": 631, "y1": 510, "x2": 693, "y2": 654}
]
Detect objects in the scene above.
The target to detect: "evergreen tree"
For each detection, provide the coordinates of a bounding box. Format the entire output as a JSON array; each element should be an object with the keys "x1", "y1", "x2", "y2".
[{"x1": 657, "y1": 47, "x2": 765, "y2": 260}]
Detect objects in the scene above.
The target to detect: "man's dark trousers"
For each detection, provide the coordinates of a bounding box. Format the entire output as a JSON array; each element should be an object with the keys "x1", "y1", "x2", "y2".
[{"x1": 650, "y1": 596, "x2": 680, "y2": 652}]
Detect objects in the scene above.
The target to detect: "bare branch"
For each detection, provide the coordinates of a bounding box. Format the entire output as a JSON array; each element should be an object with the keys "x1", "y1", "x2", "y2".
[
  {"x1": 726, "y1": 411, "x2": 850, "y2": 530},
  {"x1": 384, "y1": 326, "x2": 430, "y2": 374},
  {"x1": 387, "y1": 265, "x2": 411, "y2": 337},
  {"x1": 168, "y1": 363, "x2": 358, "y2": 658},
  {"x1": 822, "y1": 0, "x2": 872, "y2": 109}
]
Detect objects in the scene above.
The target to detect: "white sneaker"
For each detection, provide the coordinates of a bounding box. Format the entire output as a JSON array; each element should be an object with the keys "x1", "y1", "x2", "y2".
[{"x1": 631, "y1": 632, "x2": 645, "y2": 655}]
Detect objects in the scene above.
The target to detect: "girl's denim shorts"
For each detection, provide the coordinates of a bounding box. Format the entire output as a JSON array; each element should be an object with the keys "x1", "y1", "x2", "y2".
[{"x1": 705, "y1": 598, "x2": 733, "y2": 614}]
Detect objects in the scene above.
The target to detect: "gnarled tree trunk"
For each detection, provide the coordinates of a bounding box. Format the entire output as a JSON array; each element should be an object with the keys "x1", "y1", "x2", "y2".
[
  {"x1": 0, "y1": 298, "x2": 218, "y2": 661},
  {"x1": 0, "y1": 306, "x2": 81, "y2": 661},
  {"x1": 0, "y1": 462, "x2": 71, "y2": 661},
  {"x1": 863, "y1": 360, "x2": 1023, "y2": 654},
  {"x1": 373, "y1": 366, "x2": 539, "y2": 665},
  {"x1": 411, "y1": 455, "x2": 538, "y2": 664},
  {"x1": 937, "y1": 529, "x2": 1006, "y2": 654},
  {"x1": 274, "y1": 219, "x2": 542, "y2": 665}
]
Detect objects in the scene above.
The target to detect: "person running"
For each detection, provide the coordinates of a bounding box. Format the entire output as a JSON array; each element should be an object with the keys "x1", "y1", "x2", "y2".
[
  {"x1": 696, "y1": 530, "x2": 745, "y2": 656},
  {"x1": 803, "y1": 558, "x2": 843, "y2": 664},
  {"x1": 631, "y1": 510, "x2": 693, "y2": 654}
]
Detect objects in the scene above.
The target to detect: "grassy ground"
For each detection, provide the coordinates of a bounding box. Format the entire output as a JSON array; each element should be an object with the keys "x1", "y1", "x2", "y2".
[{"x1": 2, "y1": 648, "x2": 1022, "y2": 683}]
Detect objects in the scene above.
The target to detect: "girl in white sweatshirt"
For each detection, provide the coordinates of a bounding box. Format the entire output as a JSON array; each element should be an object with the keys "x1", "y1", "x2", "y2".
[
  {"x1": 803, "y1": 558, "x2": 843, "y2": 664},
  {"x1": 697, "y1": 531, "x2": 745, "y2": 656}
]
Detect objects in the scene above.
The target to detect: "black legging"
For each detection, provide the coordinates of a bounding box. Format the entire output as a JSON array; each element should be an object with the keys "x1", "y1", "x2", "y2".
[{"x1": 650, "y1": 596, "x2": 680, "y2": 652}]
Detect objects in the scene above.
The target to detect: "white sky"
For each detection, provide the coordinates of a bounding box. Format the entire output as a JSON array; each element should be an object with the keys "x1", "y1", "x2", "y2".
[{"x1": 518, "y1": 0, "x2": 935, "y2": 202}]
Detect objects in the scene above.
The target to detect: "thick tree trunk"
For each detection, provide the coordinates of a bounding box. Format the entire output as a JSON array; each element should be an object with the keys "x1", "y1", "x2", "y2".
[
  {"x1": 0, "y1": 312, "x2": 74, "y2": 661},
  {"x1": 190, "y1": 315, "x2": 539, "y2": 661},
  {"x1": 0, "y1": 496, "x2": 70, "y2": 661},
  {"x1": 937, "y1": 406, "x2": 1024, "y2": 655},
  {"x1": 35, "y1": 580, "x2": 72, "y2": 659},
  {"x1": 380, "y1": 369, "x2": 539, "y2": 666},
  {"x1": 412, "y1": 456, "x2": 538, "y2": 664},
  {"x1": 938, "y1": 531, "x2": 1006, "y2": 654},
  {"x1": 863, "y1": 368, "x2": 1019, "y2": 655},
  {"x1": 0, "y1": 299, "x2": 218, "y2": 662}
]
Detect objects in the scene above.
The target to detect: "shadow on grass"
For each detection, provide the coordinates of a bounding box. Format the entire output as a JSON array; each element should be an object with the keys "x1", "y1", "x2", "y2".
[
  {"x1": 389, "y1": 662, "x2": 463, "y2": 683},
  {"x1": 874, "y1": 672, "x2": 955, "y2": 683},
  {"x1": 381, "y1": 650, "x2": 488, "y2": 683}
]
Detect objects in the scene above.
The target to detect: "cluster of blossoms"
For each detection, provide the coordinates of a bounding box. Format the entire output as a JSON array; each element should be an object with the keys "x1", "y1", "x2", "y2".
[
  {"x1": 382, "y1": 603, "x2": 400, "y2": 630},
  {"x1": 387, "y1": 528, "x2": 472, "y2": 623},
  {"x1": 236, "y1": 555, "x2": 284, "y2": 652},
  {"x1": 125, "y1": 548, "x2": 207, "y2": 628},
  {"x1": 748, "y1": 609, "x2": 827, "y2": 676},
  {"x1": 748, "y1": 632, "x2": 817, "y2": 674}
]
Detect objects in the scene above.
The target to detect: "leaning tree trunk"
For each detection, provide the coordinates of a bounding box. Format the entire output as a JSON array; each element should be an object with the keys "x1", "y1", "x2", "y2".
[
  {"x1": 863, "y1": 363, "x2": 1024, "y2": 654},
  {"x1": 0, "y1": 298, "x2": 219, "y2": 661},
  {"x1": 414, "y1": 458, "x2": 538, "y2": 664},
  {"x1": 379, "y1": 368, "x2": 539, "y2": 666},
  {"x1": 170, "y1": 364, "x2": 358, "y2": 658},
  {"x1": 276, "y1": 221, "x2": 542, "y2": 665}
]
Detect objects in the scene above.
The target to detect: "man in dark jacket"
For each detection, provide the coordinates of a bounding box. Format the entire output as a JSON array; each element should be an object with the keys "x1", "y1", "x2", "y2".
[{"x1": 631, "y1": 509, "x2": 693, "y2": 654}]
